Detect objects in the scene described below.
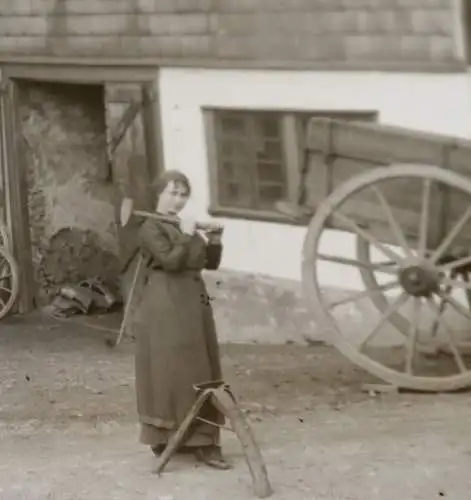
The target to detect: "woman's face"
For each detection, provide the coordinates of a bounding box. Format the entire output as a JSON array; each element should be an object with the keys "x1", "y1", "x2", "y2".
[{"x1": 156, "y1": 180, "x2": 190, "y2": 215}]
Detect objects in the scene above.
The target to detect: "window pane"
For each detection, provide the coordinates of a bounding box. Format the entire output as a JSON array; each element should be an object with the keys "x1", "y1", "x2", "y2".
[
  {"x1": 257, "y1": 183, "x2": 286, "y2": 206},
  {"x1": 256, "y1": 140, "x2": 283, "y2": 161},
  {"x1": 219, "y1": 181, "x2": 252, "y2": 207},
  {"x1": 221, "y1": 160, "x2": 235, "y2": 179},
  {"x1": 254, "y1": 115, "x2": 281, "y2": 139},
  {"x1": 226, "y1": 182, "x2": 241, "y2": 202},
  {"x1": 220, "y1": 140, "x2": 250, "y2": 158},
  {"x1": 257, "y1": 162, "x2": 285, "y2": 183},
  {"x1": 219, "y1": 115, "x2": 247, "y2": 134}
]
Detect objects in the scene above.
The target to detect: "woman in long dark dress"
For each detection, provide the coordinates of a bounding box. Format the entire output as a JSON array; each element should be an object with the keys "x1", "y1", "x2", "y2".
[{"x1": 127, "y1": 169, "x2": 230, "y2": 470}]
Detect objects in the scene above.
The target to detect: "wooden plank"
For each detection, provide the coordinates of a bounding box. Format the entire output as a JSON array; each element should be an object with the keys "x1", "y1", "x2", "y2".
[
  {"x1": 203, "y1": 110, "x2": 220, "y2": 208},
  {"x1": 141, "y1": 79, "x2": 164, "y2": 184},
  {"x1": 155, "y1": 390, "x2": 211, "y2": 475},
  {"x1": 0, "y1": 80, "x2": 9, "y2": 97},
  {"x1": 0, "y1": 56, "x2": 467, "y2": 75},
  {"x1": 281, "y1": 114, "x2": 301, "y2": 203},
  {"x1": 2, "y1": 62, "x2": 158, "y2": 84},
  {"x1": 448, "y1": 138, "x2": 471, "y2": 177},
  {"x1": 108, "y1": 100, "x2": 142, "y2": 155},
  {"x1": 210, "y1": 387, "x2": 273, "y2": 498},
  {"x1": 303, "y1": 118, "x2": 471, "y2": 253},
  {"x1": 306, "y1": 118, "x2": 456, "y2": 166}
]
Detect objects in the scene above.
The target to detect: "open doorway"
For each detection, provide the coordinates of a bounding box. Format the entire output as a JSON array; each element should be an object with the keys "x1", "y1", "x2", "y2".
[
  {"x1": 0, "y1": 73, "x2": 160, "y2": 311},
  {"x1": 18, "y1": 80, "x2": 120, "y2": 306}
]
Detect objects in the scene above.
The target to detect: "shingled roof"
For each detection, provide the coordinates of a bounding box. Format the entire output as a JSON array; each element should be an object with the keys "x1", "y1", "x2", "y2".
[{"x1": 0, "y1": 0, "x2": 462, "y2": 69}]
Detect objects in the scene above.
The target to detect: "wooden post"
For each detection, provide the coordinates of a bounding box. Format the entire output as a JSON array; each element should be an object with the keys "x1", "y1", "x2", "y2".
[
  {"x1": 154, "y1": 384, "x2": 273, "y2": 499},
  {"x1": 155, "y1": 390, "x2": 211, "y2": 475},
  {"x1": 141, "y1": 79, "x2": 164, "y2": 185},
  {"x1": 210, "y1": 387, "x2": 273, "y2": 499}
]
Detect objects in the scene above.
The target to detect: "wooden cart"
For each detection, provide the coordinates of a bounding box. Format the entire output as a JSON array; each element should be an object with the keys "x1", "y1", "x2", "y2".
[
  {"x1": 277, "y1": 117, "x2": 471, "y2": 392},
  {"x1": 0, "y1": 216, "x2": 19, "y2": 320}
]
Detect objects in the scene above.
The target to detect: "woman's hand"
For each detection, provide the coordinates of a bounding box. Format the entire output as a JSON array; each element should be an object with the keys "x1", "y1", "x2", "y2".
[
  {"x1": 206, "y1": 228, "x2": 223, "y2": 245},
  {"x1": 179, "y1": 216, "x2": 197, "y2": 235}
]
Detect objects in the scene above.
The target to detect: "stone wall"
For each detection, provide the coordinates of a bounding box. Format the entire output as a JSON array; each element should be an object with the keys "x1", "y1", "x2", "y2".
[
  {"x1": 0, "y1": 0, "x2": 459, "y2": 67},
  {"x1": 204, "y1": 268, "x2": 470, "y2": 346},
  {"x1": 18, "y1": 80, "x2": 121, "y2": 304}
]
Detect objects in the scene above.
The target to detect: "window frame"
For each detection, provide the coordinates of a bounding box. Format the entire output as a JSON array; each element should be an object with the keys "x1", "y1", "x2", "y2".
[{"x1": 203, "y1": 107, "x2": 378, "y2": 225}]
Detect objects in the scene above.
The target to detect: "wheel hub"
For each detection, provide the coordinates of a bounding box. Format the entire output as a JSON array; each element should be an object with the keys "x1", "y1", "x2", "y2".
[{"x1": 398, "y1": 265, "x2": 439, "y2": 297}]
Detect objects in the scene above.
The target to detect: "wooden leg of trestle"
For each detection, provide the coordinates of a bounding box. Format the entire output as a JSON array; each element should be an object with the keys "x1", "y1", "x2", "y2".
[
  {"x1": 154, "y1": 390, "x2": 211, "y2": 475},
  {"x1": 210, "y1": 387, "x2": 273, "y2": 498}
]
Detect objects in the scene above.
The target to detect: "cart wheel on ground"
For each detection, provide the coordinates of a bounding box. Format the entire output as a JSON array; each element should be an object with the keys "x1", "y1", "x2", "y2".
[
  {"x1": 0, "y1": 245, "x2": 19, "y2": 319},
  {"x1": 303, "y1": 164, "x2": 471, "y2": 392}
]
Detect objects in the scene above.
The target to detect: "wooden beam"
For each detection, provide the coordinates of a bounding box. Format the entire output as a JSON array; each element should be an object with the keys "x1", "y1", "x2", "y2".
[
  {"x1": 141, "y1": 79, "x2": 164, "y2": 184},
  {"x1": 108, "y1": 100, "x2": 142, "y2": 156},
  {"x1": 0, "y1": 56, "x2": 467, "y2": 74}
]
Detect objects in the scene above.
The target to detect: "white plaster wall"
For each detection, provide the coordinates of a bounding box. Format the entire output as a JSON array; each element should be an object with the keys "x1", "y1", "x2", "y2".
[{"x1": 159, "y1": 68, "x2": 471, "y2": 293}]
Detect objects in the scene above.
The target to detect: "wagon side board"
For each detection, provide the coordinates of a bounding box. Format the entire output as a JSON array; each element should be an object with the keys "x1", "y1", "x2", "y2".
[{"x1": 289, "y1": 118, "x2": 471, "y2": 251}]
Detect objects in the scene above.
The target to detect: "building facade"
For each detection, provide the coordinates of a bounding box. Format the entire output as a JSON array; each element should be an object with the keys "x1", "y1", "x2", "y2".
[{"x1": 0, "y1": 0, "x2": 469, "y2": 343}]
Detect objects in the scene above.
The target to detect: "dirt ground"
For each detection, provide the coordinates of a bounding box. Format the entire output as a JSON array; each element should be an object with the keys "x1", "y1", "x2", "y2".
[{"x1": 0, "y1": 311, "x2": 470, "y2": 500}]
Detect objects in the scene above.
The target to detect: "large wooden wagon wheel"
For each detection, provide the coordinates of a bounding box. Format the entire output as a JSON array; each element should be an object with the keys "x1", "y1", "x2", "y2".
[
  {"x1": 303, "y1": 164, "x2": 471, "y2": 392},
  {"x1": 0, "y1": 242, "x2": 19, "y2": 320}
]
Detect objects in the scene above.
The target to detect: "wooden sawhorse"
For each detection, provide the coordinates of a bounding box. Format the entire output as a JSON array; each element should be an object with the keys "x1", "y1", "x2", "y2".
[{"x1": 154, "y1": 381, "x2": 273, "y2": 499}]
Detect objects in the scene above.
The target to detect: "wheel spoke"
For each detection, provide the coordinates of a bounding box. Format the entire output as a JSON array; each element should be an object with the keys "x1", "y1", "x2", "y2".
[
  {"x1": 405, "y1": 297, "x2": 421, "y2": 374},
  {"x1": 430, "y1": 275, "x2": 454, "y2": 339},
  {"x1": 358, "y1": 292, "x2": 410, "y2": 351},
  {"x1": 427, "y1": 297, "x2": 467, "y2": 373},
  {"x1": 429, "y1": 206, "x2": 471, "y2": 264},
  {"x1": 418, "y1": 179, "x2": 431, "y2": 259},
  {"x1": 371, "y1": 186, "x2": 412, "y2": 258},
  {"x1": 327, "y1": 281, "x2": 400, "y2": 310},
  {"x1": 460, "y1": 272, "x2": 471, "y2": 309},
  {"x1": 437, "y1": 289, "x2": 471, "y2": 321},
  {"x1": 438, "y1": 254, "x2": 471, "y2": 272},
  {"x1": 0, "y1": 285, "x2": 12, "y2": 294},
  {"x1": 441, "y1": 277, "x2": 471, "y2": 291},
  {"x1": 0, "y1": 273, "x2": 12, "y2": 281},
  {"x1": 317, "y1": 253, "x2": 398, "y2": 275},
  {"x1": 429, "y1": 299, "x2": 444, "y2": 340},
  {"x1": 331, "y1": 211, "x2": 405, "y2": 264}
]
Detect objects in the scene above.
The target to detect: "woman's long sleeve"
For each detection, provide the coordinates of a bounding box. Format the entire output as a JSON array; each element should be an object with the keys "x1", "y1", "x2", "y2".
[
  {"x1": 205, "y1": 243, "x2": 223, "y2": 270},
  {"x1": 138, "y1": 220, "x2": 192, "y2": 272}
]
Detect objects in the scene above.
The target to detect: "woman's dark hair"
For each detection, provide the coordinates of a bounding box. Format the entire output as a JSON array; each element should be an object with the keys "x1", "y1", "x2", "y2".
[{"x1": 153, "y1": 170, "x2": 192, "y2": 198}]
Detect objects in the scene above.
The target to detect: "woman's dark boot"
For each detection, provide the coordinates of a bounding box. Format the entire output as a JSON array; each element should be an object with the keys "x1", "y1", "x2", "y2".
[
  {"x1": 151, "y1": 444, "x2": 166, "y2": 457},
  {"x1": 194, "y1": 445, "x2": 231, "y2": 470}
]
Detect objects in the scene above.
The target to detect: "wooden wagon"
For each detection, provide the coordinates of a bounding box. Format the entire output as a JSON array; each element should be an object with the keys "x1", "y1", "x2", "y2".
[
  {"x1": 0, "y1": 211, "x2": 19, "y2": 320},
  {"x1": 276, "y1": 117, "x2": 471, "y2": 393}
]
